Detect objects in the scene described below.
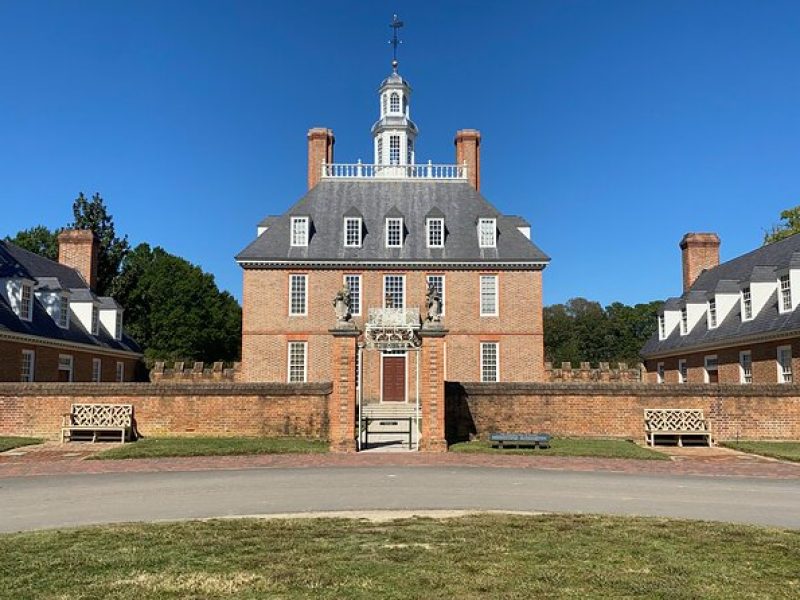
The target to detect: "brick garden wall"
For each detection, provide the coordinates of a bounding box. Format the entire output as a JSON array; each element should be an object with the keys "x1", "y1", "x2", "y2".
[
  {"x1": 446, "y1": 382, "x2": 800, "y2": 443},
  {"x1": 0, "y1": 382, "x2": 331, "y2": 441}
]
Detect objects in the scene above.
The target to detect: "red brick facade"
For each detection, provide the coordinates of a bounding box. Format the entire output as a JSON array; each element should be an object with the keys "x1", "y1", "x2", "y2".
[{"x1": 57, "y1": 229, "x2": 98, "y2": 290}]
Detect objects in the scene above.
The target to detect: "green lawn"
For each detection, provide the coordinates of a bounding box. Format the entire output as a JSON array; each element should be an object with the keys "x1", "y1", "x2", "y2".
[
  {"x1": 1, "y1": 514, "x2": 798, "y2": 599},
  {"x1": 722, "y1": 441, "x2": 800, "y2": 463},
  {"x1": 90, "y1": 436, "x2": 328, "y2": 460},
  {"x1": 0, "y1": 436, "x2": 43, "y2": 453},
  {"x1": 449, "y1": 437, "x2": 668, "y2": 460}
]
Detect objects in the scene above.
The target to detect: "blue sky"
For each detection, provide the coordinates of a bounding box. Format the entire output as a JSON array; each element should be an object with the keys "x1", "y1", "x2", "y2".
[{"x1": 2, "y1": 1, "x2": 799, "y2": 307}]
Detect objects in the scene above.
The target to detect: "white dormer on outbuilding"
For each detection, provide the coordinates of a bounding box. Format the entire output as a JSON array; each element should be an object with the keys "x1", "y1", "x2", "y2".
[
  {"x1": 69, "y1": 288, "x2": 101, "y2": 336},
  {"x1": 681, "y1": 291, "x2": 708, "y2": 335},
  {"x1": 658, "y1": 298, "x2": 682, "y2": 340},
  {"x1": 776, "y1": 251, "x2": 800, "y2": 314},
  {"x1": 1, "y1": 277, "x2": 36, "y2": 322},
  {"x1": 707, "y1": 279, "x2": 740, "y2": 329},
  {"x1": 98, "y1": 297, "x2": 124, "y2": 340},
  {"x1": 741, "y1": 266, "x2": 777, "y2": 322},
  {"x1": 34, "y1": 277, "x2": 71, "y2": 329}
]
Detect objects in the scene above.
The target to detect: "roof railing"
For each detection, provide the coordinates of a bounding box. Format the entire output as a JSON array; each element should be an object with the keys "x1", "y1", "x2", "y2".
[{"x1": 321, "y1": 161, "x2": 467, "y2": 181}]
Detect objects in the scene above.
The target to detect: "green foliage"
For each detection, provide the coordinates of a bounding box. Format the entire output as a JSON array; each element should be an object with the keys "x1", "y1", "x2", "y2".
[
  {"x1": 112, "y1": 244, "x2": 241, "y2": 364},
  {"x1": 4, "y1": 225, "x2": 59, "y2": 260},
  {"x1": 544, "y1": 297, "x2": 663, "y2": 367},
  {"x1": 764, "y1": 205, "x2": 800, "y2": 245}
]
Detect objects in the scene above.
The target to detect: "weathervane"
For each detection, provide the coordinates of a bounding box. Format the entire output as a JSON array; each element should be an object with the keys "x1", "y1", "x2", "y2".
[{"x1": 389, "y1": 14, "x2": 404, "y2": 72}]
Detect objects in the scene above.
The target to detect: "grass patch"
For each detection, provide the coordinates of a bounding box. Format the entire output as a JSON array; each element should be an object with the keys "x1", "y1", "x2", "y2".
[
  {"x1": 0, "y1": 436, "x2": 42, "y2": 453},
  {"x1": 722, "y1": 441, "x2": 800, "y2": 463},
  {"x1": 90, "y1": 436, "x2": 328, "y2": 460},
  {"x1": 449, "y1": 438, "x2": 668, "y2": 460},
  {"x1": 1, "y1": 514, "x2": 798, "y2": 599}
]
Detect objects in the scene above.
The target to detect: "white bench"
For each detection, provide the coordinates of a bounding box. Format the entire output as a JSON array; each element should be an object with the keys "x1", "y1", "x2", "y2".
[
  {"x1": 644, "y1": 408, "x2": 712, "y2": 447},
  {"x1": 61, "y1": 403, "x2": 134, "y2": 443}
]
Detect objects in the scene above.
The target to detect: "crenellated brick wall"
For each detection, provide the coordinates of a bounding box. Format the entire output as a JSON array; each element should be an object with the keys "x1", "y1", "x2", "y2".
[
  {"x1": 545, "y1": 362, "x2": 644, "y2": 383},
  {"x1": 150, "y1": 361, "x2": 241, "y2": 383}
]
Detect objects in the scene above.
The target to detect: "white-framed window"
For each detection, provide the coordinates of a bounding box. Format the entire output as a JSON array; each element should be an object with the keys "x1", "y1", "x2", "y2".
[
  {"x1": 115, "y1": 313, "x2": 123, "y2": 340},
  {"x1": 289, "y1": 274, "x2": 307, "y2": 316},
  {"x1": 382, "y1": 93, "x2": 387, "y2": 115},
  {"x1": 91, "y1": 305, "x2": 99, "y2": 335},
  {"x1": 780, "y1": 274, "x2": 792, "y2": 312},
  {"x1": 390, "y1": 92, "x2": 400, "y2": 113},
  {"x1": 778, "y1": 345, "x2": 793, "y2": 383},
  {"x1": 656, "y1": 362, "x2": 665, "y2": 384},
  {"x1": 386, "y1": 217, "x2": 403, "y2": 248},
  {"x1": 426, "y1": 218, "x2": 444, "y2": 248},
  {"x1": 21, "y1": 350, "x2": 35, "y2": 383},
  {"x1": 290, "y1": 216, "x2": 309, "y2": 247},
  {"x1": 389, "y1": 135, "x2": 400, "y2": 164},
  {"x1": 426, "y1": 274, "x2": 445, "y2": 315},
  {"x1": 377, "y1": 137, "x2": 383, "y2": 164},
  {"x1": 739, "y1": 350, "x2": 752, "y2": 384},
  {"x1": 58, "y1": 295, "x2": 69, "y2": 329},
  {"x1": 383, "y1": 275, "x2": 405, "y2": 309},
  {"x1": 478, "y1": 218, "x2": 496, "y2": 248},
  {"x1": 678, "y1": 359, "x2": 687, "y2": 384},
  {"x1": 679, "y1": 307, "x2": 688, "y2": 335},
  {"x1": 480, "y1": 342, "x2": 499, "y2": 382},
  {"x1": 658, "y1": 314, "x2": 666, "y2": 340},
  {"x1": 344, "y1": 217, "x2": 362, "y2": 248},
  {"x1": 116, "y1": 361, "x2": 125, "y2": 383},
  {"x1": 58, "y1": 354, "x2": 73, "y2": 383},
  {"x1": 708, "y1": 298, "x2": 717, "y2": 328},
  {"x1": 480, "y1": 275, "x2": 498, "y2": 316},
  {"x1": 742, "y1": 287, "x2": 753, "y2": 321},
  {"x1": 19, "y1": 282, "x2": 33, "y2": 321},
  {"x1": 92, "y1": 358, "x2": 102, "y2": 383},
  {"x1": 344, "y1": 274, "x2": 361, "y2": 316},
  {"x1": 288, "y1": 341, "x2": 307, "y2": 383},
  {"x1": 407, "y1": 139, "x2": 414, "y2": 164},
  {"x1": 704, "y1": 355, "x2": 719, "y2": 383}
]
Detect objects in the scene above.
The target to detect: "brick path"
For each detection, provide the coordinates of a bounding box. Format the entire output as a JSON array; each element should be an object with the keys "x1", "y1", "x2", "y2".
[{"x1": 1, "y1": 442, "x2": 799, "y2": 479}]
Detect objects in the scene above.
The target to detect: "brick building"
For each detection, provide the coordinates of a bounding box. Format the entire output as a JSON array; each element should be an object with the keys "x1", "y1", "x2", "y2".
[
  {"x1": 0, "y1": 230, "x2": 141, "y2": 382},
  {"x1": 642, "y1": 232, "x2": 800, "y2": 384},
  {"x1": 236, "y1": 54, "x2": 549, "y2": 447}
]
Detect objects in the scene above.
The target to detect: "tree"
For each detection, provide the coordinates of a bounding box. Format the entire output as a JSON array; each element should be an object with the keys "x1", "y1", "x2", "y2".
[
  {"x1": 112, "y1": 244, "x2": 241, "y2": 364},
  {"x1": 4, "y1": 225, "x2": 59, "y2": 260},
  {"x1": 70, "y1": 192, "x2": 130, "y2": 295},
  {"x1": 764, "y1": 205, "x2": 800, "y2": 245}
]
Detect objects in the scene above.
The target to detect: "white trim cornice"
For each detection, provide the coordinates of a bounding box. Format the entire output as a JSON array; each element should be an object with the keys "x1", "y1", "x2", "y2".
[
  {"x1": 237, "y1": 259, "x2": 549, "y2": 270},
  {"x1": 0, "y1": 330, "x2": 142, "y2": 359}
]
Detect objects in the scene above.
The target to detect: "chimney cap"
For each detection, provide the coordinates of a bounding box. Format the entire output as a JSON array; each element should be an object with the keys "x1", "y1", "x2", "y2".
[
  {"x1": 454, "y1": 129, "x2": 481, "y2": 141},
  {"x1": 57, "y1": 228, "x2": 97, "y2": 243},
  {"x1": 307, "y1": 127, "x2": 334, "y2": 140},
  {"x1": 679, "y1": 232, "x2": 720, "y2": 249}
]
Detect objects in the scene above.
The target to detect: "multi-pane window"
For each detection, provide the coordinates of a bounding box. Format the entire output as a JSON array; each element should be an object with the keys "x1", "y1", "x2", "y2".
[
  {"x1": 289, "y1": 274, "x2": 307, "y2": 316},
  {"x1": 407, "y1": 139, "x2": 413, "y2": 164},
  {"x1": 344, "y1": 217, "x2": 362, "y2": 247},
  {"x1": 21, "y1": 350, "x2": 35, "y2": 383},
  {"x1": 116, "y1": 361, "x2": 125, "y2": 383},
  {"x1": 382, "y1": 94, "x2": 387, "y2": 116},
  {"x1": 680, "y1": 307, "x2": 688, "y2": 335},
  {"x1": 59, "y1": 355, "x2": 73, "y2": 383},
  {"x1": 704, "y1": 355, "x2": 719, "y2": 384},
  {"x1": 389, "y1": 135, "x2": 400, "y2": 164},
  {"x1": 426, "y1": 275, "x2": 445, "y2": 315},
  {"x1": 290, "y1": 216, "x2": 309, "y2": 247},
  {"x1": 742, "y1": 287, "x2": 753, "y2": 320},
  {"x1": 740, "y1": 351, "x2": 752, "y2": 384},
  {"x1": 780, "y1": 274, "x2": 792, "y2": 312},
  {"x1": 478, "y1": 218, "x2": 496, "y2": 248},
  {"x1": 656, "y1": 362, "x2": 665, "y2": 384},
  {"x1": 344, "y1": 275, "x2": 361, "y2": 316},
  {"x1": 658, "y1": 314, "x2": 666, "y2": 339},
  {"x1": 778, "y1": 346, "x2": 793, "y2": 383},
  {"x1": 115, "y1": 313, "x2": 123, "y2": 340},
  {"x1": 708, "y1": 299, "x2": 717, "y2": 328},
  {"x1": 58, "y1": 295, "x2": 69, "y2": 328},
  {"x1": 426, "y1": 218, "x2": 444, "y2": 248},
  {"x1": 481, "y1": 342, "x2": 499, "y2": 382},
  {"x1": 384, "y1": 275, "x2": 404, "y2": 309},
  {"x1": 92, "y1": 358, "x2": 102, "y2": 383},
  {"x1": 377, "y1": 137, "x2": 383, "y2": 164},
  {"x1": 91, "y1": 305, "x2": 99, "y2": 335},
  {"x1": 20, "y1": 283, "x2": 33, "y2": 321},
  {"x1": 678, "y1": 359, "x2": 688, "y2": 384},
  {"x1": 390, "y1": 92, "x2": 400, "y2": 113},
  {"x1": 288, "y1": 341, "x2": 307, "y2": 383},
  {"x1": 480, "y1": 275, "x2": 498, "y2": 316},
  {"x1": 386, "y1": 217, "x2": 403, "y2": 248}
]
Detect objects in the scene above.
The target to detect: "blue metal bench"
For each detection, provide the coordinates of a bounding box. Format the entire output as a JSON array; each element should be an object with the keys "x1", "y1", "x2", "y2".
[{"x1": 489, "y1": 433, "x2": 551, "y2": 449}]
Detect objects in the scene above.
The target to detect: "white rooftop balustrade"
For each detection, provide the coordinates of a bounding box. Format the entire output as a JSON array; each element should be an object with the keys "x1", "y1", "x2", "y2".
[{"x1": 322, "y1": 161, "x2": 467, "y2": 181}]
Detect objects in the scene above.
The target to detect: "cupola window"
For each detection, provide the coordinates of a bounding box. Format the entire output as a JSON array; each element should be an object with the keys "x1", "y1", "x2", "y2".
[
  {"x1": 390, "y1": 92, "x2": 400, "y2": 113},
  {"x1": 389, "y1": 135, "x2": 400, "y2": 165}
]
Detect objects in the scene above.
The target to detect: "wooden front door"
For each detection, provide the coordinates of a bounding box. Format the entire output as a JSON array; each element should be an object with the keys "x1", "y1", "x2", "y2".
[{"x1": 382, "y1": 355, "x2": 406, "y2": 402}]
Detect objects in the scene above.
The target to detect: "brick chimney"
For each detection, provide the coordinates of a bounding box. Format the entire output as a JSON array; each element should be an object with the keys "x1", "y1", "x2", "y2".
[
  {"x1": 58, "y1": 229, "x2": 99, "y2": 291},
  {"x1": 679, "y1": 232, "x2": 720, "y2": 292},
  {"x1": 454, "y1": 129, "x2": 481, "y2": 191},
  {"x1": 307, "y1": 127, "x2": 335, "y2": 190}
]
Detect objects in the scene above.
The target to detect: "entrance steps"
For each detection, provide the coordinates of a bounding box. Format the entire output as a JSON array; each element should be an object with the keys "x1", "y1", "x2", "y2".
[{"x1": 359, "y1": 403, "x2": 419, "y2": 452}]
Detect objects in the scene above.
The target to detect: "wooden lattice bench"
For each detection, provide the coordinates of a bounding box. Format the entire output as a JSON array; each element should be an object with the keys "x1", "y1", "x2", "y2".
[
  {"x1": 490, "y1": 433, "x2": 552, "y2": 449},
  {"x1": 644, "y1": 408, "x2": 712, "y2": 447},
  {"x1": 61, "y1": 403, "x2": 134, "y2": 443}
]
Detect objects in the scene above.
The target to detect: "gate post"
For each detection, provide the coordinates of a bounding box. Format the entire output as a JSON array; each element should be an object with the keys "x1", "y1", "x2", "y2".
[
  {"x1": 419, "y1": 326, "x2": 448, "y2": 452},
  {"x1": 329, "y1": 326, "x2": 360, "y2": 453}
]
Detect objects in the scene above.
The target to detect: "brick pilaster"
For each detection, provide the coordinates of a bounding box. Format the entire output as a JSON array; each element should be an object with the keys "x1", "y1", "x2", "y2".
[
  {"x1": 328, "y1": 327, "x2": 359, "y2": 452},
  {"x1": 419, "y1": 328, "x2": 448, "y2": 452}
]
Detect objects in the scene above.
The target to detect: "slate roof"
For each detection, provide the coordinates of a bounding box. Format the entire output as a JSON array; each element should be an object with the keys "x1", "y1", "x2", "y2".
[
  {"x1": 236, "y1": 180, "x2": 549, "y2": 266},
  {"x1": 641, "y1": 233, "x2": 800, "y2": 358},
  {"x1": 0, "y1": 240, "x2": 141, "y2": 354}
]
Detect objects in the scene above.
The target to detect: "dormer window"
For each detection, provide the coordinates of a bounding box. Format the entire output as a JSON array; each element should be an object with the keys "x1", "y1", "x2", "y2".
[
  {"x1": 91, "y1": 305, "x2": 99, "y2": 335},
  {"x1": 478, "y1": 218, "x2": 496, "y2": 248},
  {"x1": 386, "y1": 218, "x2": 403, "y2": 248},
  {"x1": 426, "y1": 218, "x2": 444, "y2": 248},
  {"x1": 742, "y1": 287, "x2": 753, "y2": 321},
  {"x1": 780, "y1": 274, "x2": 791, "y2": 312},
  {"x1": 291, "y1": 217, "x2": 309, "y2": 247},
  {"x1": 58, "y1": 294, "x2": 69, "y2": 329},
  {"x1": 19, "y1": 282, "x2": 33, "y2": 322},
  {"x1": 680, "y1": 306, "x2": 688, "y2": 335},
  {"x1": 708, "y1": 298, "x2": 717, "y2": 328},
  {"x1": 344, "y1": 217, "x2": 362, "y2": 248},
  {"x1": 390, "y1": 92, "x2": 400, "y2": 113},
  {"x1": 658, "y1": 314, "x2": 666, "y2": 339},
  {"x1": 115, "y1": 312, "x2": 123, "y2": 340}
]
